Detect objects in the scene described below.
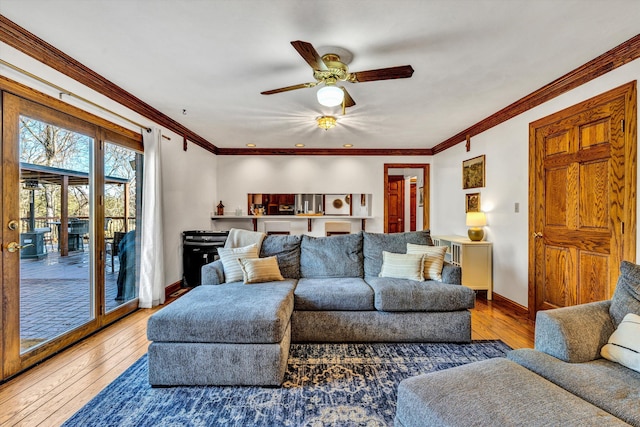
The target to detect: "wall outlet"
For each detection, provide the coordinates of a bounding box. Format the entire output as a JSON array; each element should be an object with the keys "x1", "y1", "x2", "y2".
[{"x1": 514, "y1": 202, "x2": 520, "y2": 213}]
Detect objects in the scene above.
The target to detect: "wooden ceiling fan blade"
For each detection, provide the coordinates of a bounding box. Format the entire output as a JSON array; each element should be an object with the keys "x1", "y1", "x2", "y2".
[
  {"x1": 291, "y1": 40, "x2": 328, "y2": 71},
  {"x1": 350, "y1": 65, "x2": 414, "y2": 82},
  {"x1": 342, "y1": 87, "x2": 356, "y2": 108},
  {"x1": 261, "y1": 82, "x2": 314, "y2": 95}
]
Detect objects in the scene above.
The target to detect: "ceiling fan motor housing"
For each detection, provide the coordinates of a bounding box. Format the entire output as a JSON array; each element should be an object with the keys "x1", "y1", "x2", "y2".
[{"x1": 314, "y1": 54, "x2": 349, "y2": 85}]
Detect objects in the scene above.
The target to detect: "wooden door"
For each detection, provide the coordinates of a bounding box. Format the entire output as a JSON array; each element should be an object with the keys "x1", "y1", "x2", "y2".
[
  {"x1": 410, "y1": 183, "x2": 417, "y2": 231},
  {"x1": 529, "y1": 83, "x2": 636, "y2": 319},
  {"x1": 387, "y1": 176, "x2": 405, "y2": 233}
]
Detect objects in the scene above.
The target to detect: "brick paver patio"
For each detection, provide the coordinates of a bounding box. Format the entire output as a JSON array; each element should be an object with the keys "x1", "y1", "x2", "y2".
[{"x1": 19, "y1": 246, "x2": 135, "y2": 351}]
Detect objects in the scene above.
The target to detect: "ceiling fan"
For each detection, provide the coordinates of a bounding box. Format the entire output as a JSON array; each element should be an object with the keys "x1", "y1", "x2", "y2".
[{"x1": 261, "y1": 40, "x2": 414, "y2": 110}]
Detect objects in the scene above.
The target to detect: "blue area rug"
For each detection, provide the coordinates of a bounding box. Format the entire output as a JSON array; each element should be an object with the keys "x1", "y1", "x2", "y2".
[{"x1": 64, "y1": 341, "x2": 510, "y2": 426}]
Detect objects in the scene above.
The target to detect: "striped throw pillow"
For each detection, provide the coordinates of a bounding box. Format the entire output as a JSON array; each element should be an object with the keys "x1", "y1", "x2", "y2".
[
  {"x1": 406, "y1": 243, "x2": 448, "y2": 281},
  {"x1": 378, "y1": 251, "x2": 425, "y2": 281},
  {"x1": 601, "y1": 312, "x2": 640, "y2": 373},
  {"x1": 239, "y1": 256, "x2": 285, "y2": 284},
  {"x1": 217, "y1": 243, "x2": 259, "y2": 283}
]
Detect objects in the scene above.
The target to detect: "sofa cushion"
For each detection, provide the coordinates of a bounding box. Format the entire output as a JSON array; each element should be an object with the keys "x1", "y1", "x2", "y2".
[
  {"x1": 294, "y1": 278, "x2": 375, "y2": 311},
  {"x1": 610, "y1": 260, "x2": 640, "y2": 327},
  {"x1": 363, "y1": 230, "x2": 433, "y2": 278},
  {"x1": 601, "y1": 312, "x2": 640, "y2": 373},
  {"x1": 366, "y1": 277, "x2": 475, "y2": 312},
  {"x1": 239, "y1": 256, "x2": 284, "y2": 284},
  {"x1": 147, "y1": 281, "x2": 295, "y2": 344},
  {"x1": 378, "y1": 251, "x2": 424, "y2": 281},
  {"x1": 217, "y1": 243, "x2": 259, "y2": 283},
  {"x1": 406, "y1": 243, "x2": 447, "y2": 281},
  {"x1": 508, "y1": 348, "x2": 640, "y2": 427},
  {"x1": 300, "y1": 233, "x2": 363, "y2": 278},
  {"x1": 260, "y1": 234, "x2": 301, "y2": 279},
  {"x1": 396, "y1": 358, "x2": 628, "y2": 427}
]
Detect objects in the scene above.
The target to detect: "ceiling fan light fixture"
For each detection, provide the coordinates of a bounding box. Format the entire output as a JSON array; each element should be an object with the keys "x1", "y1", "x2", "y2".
[
  {"x1": 316, "y1": 85, "x2": 344, "y2": 107},
  {"x1": 317, "y1": 115, "x2": 337, "y2": 130}
]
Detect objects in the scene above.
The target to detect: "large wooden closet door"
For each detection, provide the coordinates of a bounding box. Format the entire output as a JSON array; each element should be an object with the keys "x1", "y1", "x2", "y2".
[{"x1": 529, "y1": 83, "x2": 636, "y2": 319}]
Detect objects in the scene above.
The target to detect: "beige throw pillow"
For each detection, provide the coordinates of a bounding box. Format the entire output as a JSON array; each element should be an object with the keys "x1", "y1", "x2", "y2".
[
  {"x1": 406, "y1": 243, "x2": 448, "y2": 281},
  {"x1": 600, "y1": 312, "x2": 640, "y2": 373},
  {"x1": 378, "y1": 251, "x2": 425, "y2": 281},
  {"x1": 239, "y1": 256, "x2": 284, "y2": 284},
  {"x1": 217, "y1": 243, "x2": 259, "y2": 283}
]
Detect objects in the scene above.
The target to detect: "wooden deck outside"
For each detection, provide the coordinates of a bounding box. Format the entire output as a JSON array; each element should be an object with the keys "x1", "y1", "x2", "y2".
[{"x1": 19, "y1": 244, "x2": 133, "y2": 351}]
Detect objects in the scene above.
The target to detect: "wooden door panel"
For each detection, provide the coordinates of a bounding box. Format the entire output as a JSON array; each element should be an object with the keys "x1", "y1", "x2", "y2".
[
  {"x1": 387, "y1": 176, "x2": 404, "y2": 233},
  {"x1": 543, "y1": 229, "x2": 611, "y2": 252},
  {"x1": 529, "y1": 83, "x2": 636, "y2": 319},
  {"x1": 579, "y1": 118, "x2": 610, "y2": 149},
  {"x1": 579, "y1": 160, "x2": 609, "y2": 229},
  {"x1": 544, "y1": 167, "x2": 568, "y2": 226},
  {"x1": 545, "y1": 131, "x2": 571, "y2": 156},
  {"x1": 577, "y1": 252, "x2": 610, "y2": 304},
  {"x1": 542, "y1": 245, "x2": 575, "y2": 308}
]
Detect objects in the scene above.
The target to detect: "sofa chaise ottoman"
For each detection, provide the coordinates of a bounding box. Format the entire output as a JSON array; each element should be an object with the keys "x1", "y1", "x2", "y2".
[
  {"x1": 147, "y1": 281, "x2": 295, "y2": 386},
  {"x1": 395, "y1": 357, "x2": 628, "y2": 427}
]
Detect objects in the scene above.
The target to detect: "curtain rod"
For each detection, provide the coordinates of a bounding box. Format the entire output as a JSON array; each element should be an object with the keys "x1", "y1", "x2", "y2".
[{"x1": 0, "y1": 58, "x2": 171, "y2": 140}]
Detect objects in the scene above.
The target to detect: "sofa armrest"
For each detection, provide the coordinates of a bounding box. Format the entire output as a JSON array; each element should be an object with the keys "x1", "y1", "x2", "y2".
[
  {"x1": 534, "y1": 300, "x2": 614, "y2": 363},
  {"x1": 201, "y1": 259, "x2": 225, "y2": 285},
  {"x1": 441, "y1": 262, "x2": 461, "y2": 285}
]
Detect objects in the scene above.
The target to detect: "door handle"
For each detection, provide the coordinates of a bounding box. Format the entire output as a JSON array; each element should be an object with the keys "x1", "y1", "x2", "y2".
[
  {"x1": 533, "y1": 232, "x2": 543, "y2": 238},
  {"x1": 6, "y1": 242, "x2": 34, "y2": 253}
]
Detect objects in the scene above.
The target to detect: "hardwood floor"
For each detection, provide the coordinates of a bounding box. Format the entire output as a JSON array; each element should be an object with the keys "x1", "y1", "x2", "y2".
[{"x1": 0, "y1": 294, "x2": 535, "y2": 426}]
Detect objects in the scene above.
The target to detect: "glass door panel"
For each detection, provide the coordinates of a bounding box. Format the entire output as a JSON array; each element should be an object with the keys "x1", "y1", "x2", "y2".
[
  {"x1": 2, "y1": 91, "x2": 142, "y2": 381},
  {"x1": 18, "y1": 115, "x2": 95, "y2": 354},
  {"x1": 104, "y1": 142, "x2": 141, "y2": 312}
]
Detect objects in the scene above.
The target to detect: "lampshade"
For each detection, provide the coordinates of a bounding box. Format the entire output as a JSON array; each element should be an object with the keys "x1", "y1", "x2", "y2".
[
  {"x1": 317, "y1": 85, "x2": 344, "y2": 107},
  {"x1": 466, "y1": 212, "x2": 487, "y2": 227},
  {"x1": 466, "y1": 211, "x2": 486, "y2": 241},
  {"x1": 317, "y1": 115, "x2": 337, "y2": 130}
]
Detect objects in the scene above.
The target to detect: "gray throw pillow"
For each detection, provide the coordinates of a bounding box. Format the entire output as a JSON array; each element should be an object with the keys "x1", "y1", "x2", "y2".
[
  {"x1": 300, "y1": 233, "x2": 363, "y2": 278},
  {"x1": 610, "y1": 261, "x2": 640, "y2": 327},
  {"x1": 260, "y1": 234, "x2": 302, "y2": 279}
]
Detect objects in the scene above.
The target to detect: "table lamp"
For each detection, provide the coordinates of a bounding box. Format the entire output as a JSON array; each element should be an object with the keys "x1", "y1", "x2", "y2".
[{"x1": 466, "y1": 212, "x2": 487, "y2": 241}]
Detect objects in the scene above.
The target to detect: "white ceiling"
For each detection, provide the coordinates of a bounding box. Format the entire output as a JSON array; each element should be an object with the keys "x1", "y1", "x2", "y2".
[{"x1": 1, "y1": 0, "x2": 639, "y2": 151}]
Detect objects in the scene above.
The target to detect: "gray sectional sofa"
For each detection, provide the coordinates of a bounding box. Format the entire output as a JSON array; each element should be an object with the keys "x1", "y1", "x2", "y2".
[
  {"x1": 395, "y1": 260, "x2": 640, "y2": 427},
  {"x1": 146, "y1": 230, "x2": 476, "y2": 386}
]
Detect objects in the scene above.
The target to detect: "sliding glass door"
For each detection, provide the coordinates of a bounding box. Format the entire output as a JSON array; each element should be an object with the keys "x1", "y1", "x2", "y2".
[
  {"x1": 18, "y1": 111, "x2": 95, "y2": 355},
  {"x1": 1, "y1": 91, "x2": 142, "y2": 379},
  {"x1": 104, "y1": 142, "x2": 142, "y2": 313}
]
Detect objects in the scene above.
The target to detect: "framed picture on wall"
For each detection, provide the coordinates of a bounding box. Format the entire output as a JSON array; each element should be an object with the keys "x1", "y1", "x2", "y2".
[
  {"x1": 418, "y1": 186, "x2": 424, "y2": 207},
  {"x1": 462, "y1": 155, "x2": 485, "y2": 189},
  {"x1": 465, "y1": 193, "x2": 480, "y2": 212}
]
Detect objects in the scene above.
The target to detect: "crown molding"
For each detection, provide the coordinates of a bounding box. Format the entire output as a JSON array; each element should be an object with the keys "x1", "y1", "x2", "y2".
[
  {"x1": 0, "y1": 15, "x2": 219, "y2": 155},
  {"x1": 431, "y1": 34, "x2": 640, "y2": 154},
  {"x1": 215, "y1": 147, "x2": 433, "y2": 156}
]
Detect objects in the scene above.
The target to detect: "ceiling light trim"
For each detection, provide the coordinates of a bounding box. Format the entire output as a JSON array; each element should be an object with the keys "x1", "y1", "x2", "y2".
[{"x1": 317, "y1": 115, "x2": 337, "y2": 130}]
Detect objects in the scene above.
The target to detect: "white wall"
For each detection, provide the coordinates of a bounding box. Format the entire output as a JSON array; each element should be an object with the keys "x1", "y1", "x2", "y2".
[
  {"x1": 431, "y1": 58, "x2": 640, "y2": 307},
  {"x1": 215, "y1": 156, "x2": 431, "y2": 236},
  {"x1": 0, "y1": 43, "x2": 219, "y2": 287},
  {"x1": 160, "y1": 136, "x2": 218, "y2": 284}
]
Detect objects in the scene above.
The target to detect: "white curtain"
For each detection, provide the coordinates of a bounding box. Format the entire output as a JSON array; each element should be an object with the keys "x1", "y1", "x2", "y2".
[{"x1": 139, "y1": 127, "x2": 165, "y2": 308}]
